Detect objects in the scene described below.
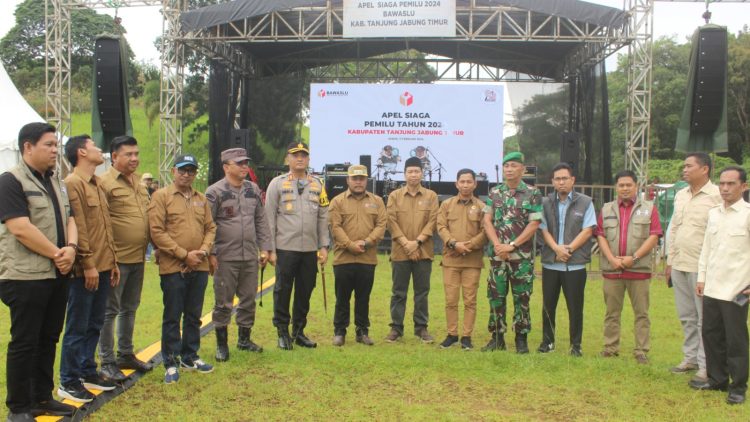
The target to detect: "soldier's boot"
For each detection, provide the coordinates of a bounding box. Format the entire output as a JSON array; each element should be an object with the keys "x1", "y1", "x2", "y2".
[
  {"x1": 277, "y1": 327, "x2": 294, "y2": 350},
  {"x1": 515, "y1": 333, "x2": 529, "y2": 354},
  {"x1": 481, "y1": 333, "x2": 506, "y2": 352},
  {"x1": 237, "y1": 327, "x2": 263, "y2": 353},
  {"x1": 215, "y1": 326, "x2": 230, "y2": 362}
]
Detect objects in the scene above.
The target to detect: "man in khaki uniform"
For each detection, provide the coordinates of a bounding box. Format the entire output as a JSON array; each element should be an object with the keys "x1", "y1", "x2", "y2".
[
  {"x1": 385, "y1": 156, "x2": 439, "y2": 343},
  {"x1": 329, "y1": 165, "x2": 386, "y2": 347},
  {"x1": 437, "y1": 169, "x2": 486, "y2": 350},
  {"x1": 149, "y1": 154, "x2": 216, "y2": 384},
  {"x1": 666, "y1": 152, "x2": 720, "y2": 381},
  {"x1": 98, "y1": 135, "x2": 153, "y2": 382},
  {"x1": 58, "y1": 135, "x2": 120, "y2": 403}
]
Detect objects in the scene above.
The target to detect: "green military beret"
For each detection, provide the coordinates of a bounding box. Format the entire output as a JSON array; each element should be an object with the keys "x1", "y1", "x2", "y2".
[{"x1": 502, "y1": 151, "x2": 524, "y2": 164}]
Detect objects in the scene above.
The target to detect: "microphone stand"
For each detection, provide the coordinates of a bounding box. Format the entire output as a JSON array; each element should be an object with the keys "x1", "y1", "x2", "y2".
[{"x1": 426, "y1": 148, "x2": 445, "y2": 183}]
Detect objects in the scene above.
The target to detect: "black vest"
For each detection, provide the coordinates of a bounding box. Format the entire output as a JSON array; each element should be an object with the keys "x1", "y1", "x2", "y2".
[{"x1": 540, "y1": 191, "x2": 593, "y2": 266}]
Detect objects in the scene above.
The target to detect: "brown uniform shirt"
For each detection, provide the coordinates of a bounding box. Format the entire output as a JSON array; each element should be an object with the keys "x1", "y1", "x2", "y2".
[
  {"x1": 99, "y1": 167, "x2": 150, "y2": 264},
  {"x1": 64, "y1": 167, "x2": 117, "y2": 274},
  {"x1": 437, "y1": 195, "x2": 487, "y2": 268},
  {"x1": 329, "y1": 190, "x2": 387, "y2": 266},
  {"x1": 148, "y1": 183, "x2": 216, "y2": 275},
  {"x1": 386, "y1": 185, "x2": 439, "y2": 262}
]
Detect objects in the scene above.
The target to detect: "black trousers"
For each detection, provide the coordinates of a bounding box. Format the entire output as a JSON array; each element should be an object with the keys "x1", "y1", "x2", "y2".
[
  {"x1": 541, "y1": 268, "x2": 587, "y2": 348},
  {"x1": 0, "y1": 278, "x2": 70, "y2": 413},
  {"x1": 703, "y1": 295, "x2": 749, "y2": 394},
  {"x1": 273, "y1": 250, "x2": 318, "y2": 333},
  {"x1": 333, "y1": 263, "x2": 375, "y2": 336}
]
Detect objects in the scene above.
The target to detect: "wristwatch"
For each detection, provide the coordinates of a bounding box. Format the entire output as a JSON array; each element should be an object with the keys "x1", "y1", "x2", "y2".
[
  {"x1": 67, "y1": 243, "x2": 79, "y2": 252},
  {"x1": 417, "y1": 239, "x2": 423, "y2": 247},
  {"x1": 633, "y1": 253, "x2": 640, "y2": 263},
  {"x1": 448, "y1": 240, "x2": 457, "y2": 249},
  {"x1": 509, "y1": 241, "x2": 517, "y2": 250}
]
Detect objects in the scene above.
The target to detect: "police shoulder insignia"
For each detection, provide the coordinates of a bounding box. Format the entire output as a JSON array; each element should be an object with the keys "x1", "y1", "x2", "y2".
[{"x1": 319, "y1": 185, "x2": 330, "y2": 207}]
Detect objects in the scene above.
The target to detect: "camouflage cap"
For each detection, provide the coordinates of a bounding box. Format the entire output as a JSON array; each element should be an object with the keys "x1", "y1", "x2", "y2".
[{"x1": 502, "y1": 151, "x2": 524, "y2": 164}]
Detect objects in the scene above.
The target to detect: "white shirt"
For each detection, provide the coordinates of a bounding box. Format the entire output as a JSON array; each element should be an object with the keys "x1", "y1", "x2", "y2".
[{"x1": 698, "y1": 199, "x2": 750, "y2": 301}]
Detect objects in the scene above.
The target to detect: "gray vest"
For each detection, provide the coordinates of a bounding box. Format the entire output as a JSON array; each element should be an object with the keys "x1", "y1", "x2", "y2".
[
  {"x1": 0, "y1": 163, "x2": 71, "y2": 280},
  {"x1": 540, "y1": 192, "x2": 593, "y2": 265}
]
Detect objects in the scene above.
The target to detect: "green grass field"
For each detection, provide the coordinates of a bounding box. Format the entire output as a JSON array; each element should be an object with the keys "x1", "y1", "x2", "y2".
[{"x1": 1, "y1": 256, "x2": 748, "y2": 421}]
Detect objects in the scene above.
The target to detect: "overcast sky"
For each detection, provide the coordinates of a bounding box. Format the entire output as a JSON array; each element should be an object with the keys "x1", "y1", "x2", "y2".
[{"x1": 1, "y1": 1, "x2": 748, "y2": 65}]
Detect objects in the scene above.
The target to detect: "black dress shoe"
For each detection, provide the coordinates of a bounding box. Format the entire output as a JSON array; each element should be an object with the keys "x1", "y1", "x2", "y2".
[
  {"x1": 277, "y1": 327, "x2": 294, "y2": 350},
  {"x1": 117, "y1": 354, "x2": 153, "y2": 372},
  {"x1": 727, "y1": 392, "x2": 746, "y2": 405},
  {"x1": 294, "y1": 333, "x2": 317, "y2": 348},
  {"x1": 689, "y1": 379, "x2": 728, "y2": 391},
  {"x1": 101, "y1": 363, "x2": 128, "y2": 382},
  {"x1": 6, "y1": 412, "x2": 35, "y2": 421},
  {"x1": 570, "y1": 346, "x2": 583, "y2": 357},
  {"x1": 31, "y1": 399, "x2": 76, "y2": 417}
]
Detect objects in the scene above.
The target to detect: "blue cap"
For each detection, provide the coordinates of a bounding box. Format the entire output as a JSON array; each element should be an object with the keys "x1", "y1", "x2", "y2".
[{"x1": 174, "y1": 154, "x2": 198, "y2": 168}]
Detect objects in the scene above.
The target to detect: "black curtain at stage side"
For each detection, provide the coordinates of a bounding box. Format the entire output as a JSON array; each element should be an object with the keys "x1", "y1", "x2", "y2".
[
  {"x1": 567, "y1": 60, "x2": 611, "y2": 186},
  {"x1": 208, "y1": 60, "x2": 241, "y2": 185}
]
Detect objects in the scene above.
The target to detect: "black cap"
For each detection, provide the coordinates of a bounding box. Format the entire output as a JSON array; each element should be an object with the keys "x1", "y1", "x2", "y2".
[
  {"x1": 405, "y1": 156, "x2": 423, "y2": 170},
  {"x1": 174, "y1": 154, "x2": 199, "y2": 168}
]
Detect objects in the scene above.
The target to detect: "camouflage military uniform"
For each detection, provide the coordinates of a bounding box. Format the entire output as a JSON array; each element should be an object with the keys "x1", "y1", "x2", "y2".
[{"x1": 483, "y1": 180, "x2": 542, "y2": 335}]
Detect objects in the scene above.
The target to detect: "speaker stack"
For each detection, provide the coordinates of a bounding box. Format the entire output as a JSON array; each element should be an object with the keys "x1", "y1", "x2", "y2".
[
  {"x1": 560, "y1": 132, "x2": 580, "y2": 174},
  {"x1": 690, "y1": 26, "x2": 727, "y2": 135},
  {"x1": 230, "y1": 129, "x2": 251, "y2": 152},
  {"x1": 94, "y1": 37, "x2": 128, "y2": 146},
  {"x1": 324, "y1": 163, "x2": 349, "y2": 199}
]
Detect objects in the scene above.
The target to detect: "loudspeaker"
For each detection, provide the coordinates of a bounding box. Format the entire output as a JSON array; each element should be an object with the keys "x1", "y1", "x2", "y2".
[
  {"x1": 94, "y1": 37, "x2": 126, "y2": 135},
  {"x1": 326, "y1": 175, "x2": 349, "y2": 200},
  {"x1": 359, "y1": 155, "x2": 372, "y2": 176},
  {"x1": 230, "y1": 129, "x2": 251, "y2": 152},
  {"x1": 691, "y1": 26, "x2": 727, "y2": 135},
  {"x1": 523, "y1": 166, "x2": 537, "y2": 187},
  {"x1": 560, "y1": 132, "x2": 580, "y2": 173}
]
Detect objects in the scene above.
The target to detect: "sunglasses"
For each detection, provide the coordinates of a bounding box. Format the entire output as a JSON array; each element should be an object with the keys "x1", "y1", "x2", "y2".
[{"x1": 177, "y1": 167, "x2": 197, "y2": 176}]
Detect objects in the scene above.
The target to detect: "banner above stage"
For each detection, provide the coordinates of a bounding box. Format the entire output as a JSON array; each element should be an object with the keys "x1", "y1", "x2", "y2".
[
  {"x1": 309, "y1": 83, "x2": 503, "y2": 181},
  {"x1": 342, "y1": 0, "x2": 456, "y2": 38}
]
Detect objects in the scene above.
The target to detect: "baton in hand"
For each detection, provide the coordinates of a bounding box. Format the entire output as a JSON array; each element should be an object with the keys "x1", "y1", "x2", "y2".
[
  {"x1": 320, "y1": 263, "x2": 328, "y2": 315},
  {"x1": 258, "y1": 264, "x2": 265, "y2": 307}
]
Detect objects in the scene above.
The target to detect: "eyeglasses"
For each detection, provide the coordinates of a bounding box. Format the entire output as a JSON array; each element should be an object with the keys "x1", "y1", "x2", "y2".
[
  {"x1": 177, "y1": 167, "x2": 197, "y2": 176},
  {"x1": 552, "y1": 177, "x2": 571, "y2": 182}
]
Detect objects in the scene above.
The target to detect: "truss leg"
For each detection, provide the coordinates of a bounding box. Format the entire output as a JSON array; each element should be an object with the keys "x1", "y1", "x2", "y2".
[
  {"x1": 45, "y1": 0, "x2": 72, "y2": 173},
  {"x1": 625, "y1": 0, "x2": 654, "y2": 184},
  {"x1": 159, "y1": 0, "x2": 186, "y2": 185}
]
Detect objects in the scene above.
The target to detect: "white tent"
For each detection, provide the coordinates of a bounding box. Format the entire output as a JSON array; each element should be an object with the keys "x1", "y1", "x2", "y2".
[{"x1": 0, "y1": 62, "x2": 46, "y2": 173}]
